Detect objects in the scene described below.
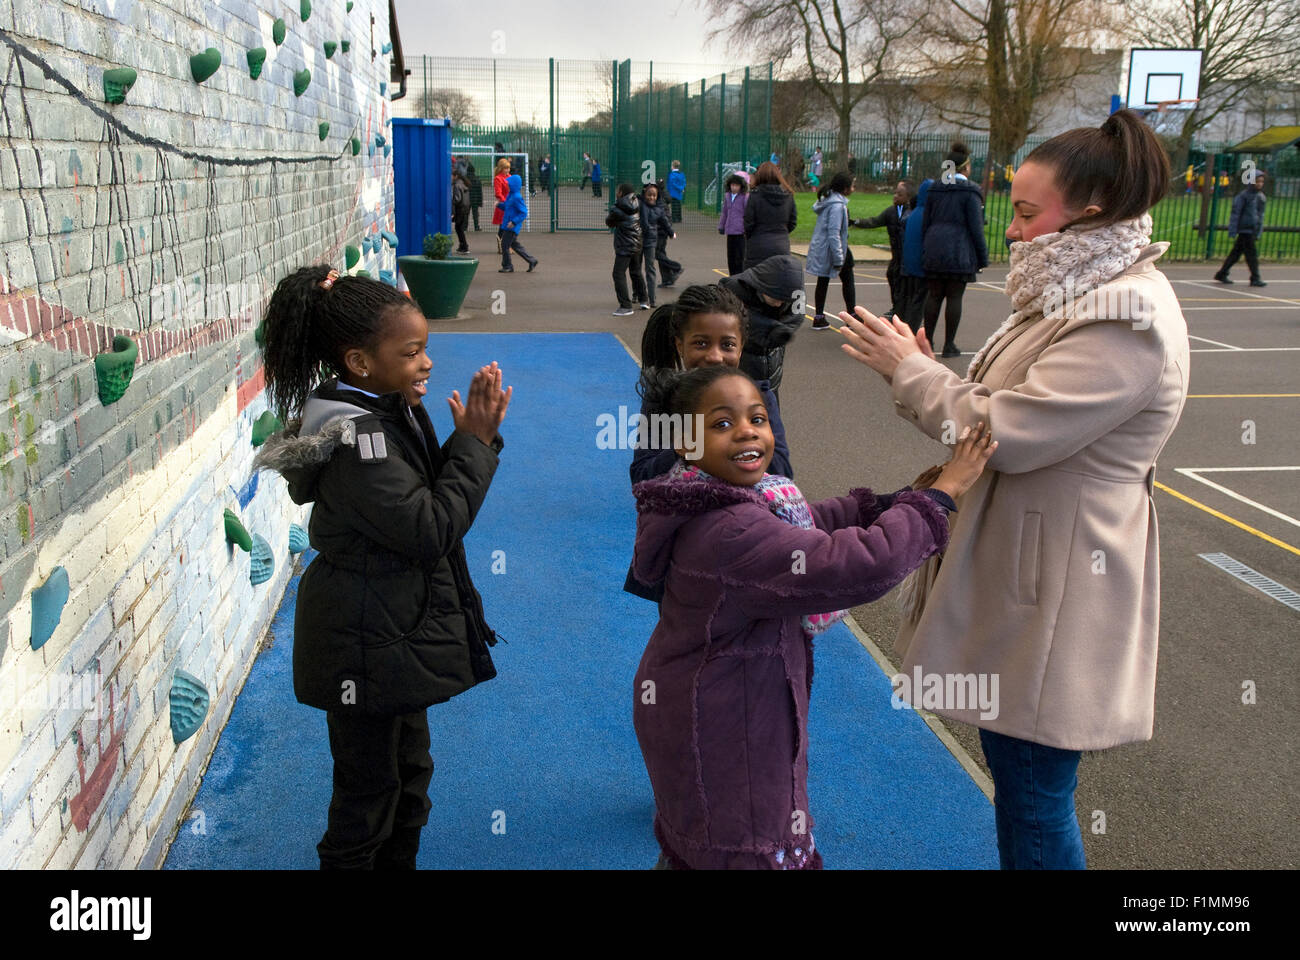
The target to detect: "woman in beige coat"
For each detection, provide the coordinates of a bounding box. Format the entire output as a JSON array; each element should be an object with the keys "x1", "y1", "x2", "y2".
[{"x1": 838, "y1": 110, "x2": 1189, "y2": 869}]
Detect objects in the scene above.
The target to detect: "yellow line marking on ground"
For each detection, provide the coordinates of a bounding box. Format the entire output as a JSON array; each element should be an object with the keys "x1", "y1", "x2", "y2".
[{"x1": 1155, "y1": 481, "x2": 1300, "y2": 557}]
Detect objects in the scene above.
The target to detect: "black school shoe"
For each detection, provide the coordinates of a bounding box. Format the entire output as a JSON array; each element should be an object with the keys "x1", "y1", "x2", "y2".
[
  {"x1": 498, "y1": 266, "x2": 514, "y2": 273},
  {"x1": 811, "y1": 315, "x2": 829, "y2": 330},
  {"x1": 527, "y1": 259, "x2": 539, "y2": 272},
  {"x1": 1250, "y1": 278, "x2": 1267, "y2": 287},
  {"x1": 941, "y1": 343, "x2": 962, "y2": 358},
  {"x1": 1214, "y1": 272, "x2": 1233, "y2": 284}
]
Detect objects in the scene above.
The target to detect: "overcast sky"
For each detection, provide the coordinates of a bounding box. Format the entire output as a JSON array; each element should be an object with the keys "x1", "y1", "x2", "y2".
[{"x1": 393, "y1": 0, "x2": 731, "y2": 64}]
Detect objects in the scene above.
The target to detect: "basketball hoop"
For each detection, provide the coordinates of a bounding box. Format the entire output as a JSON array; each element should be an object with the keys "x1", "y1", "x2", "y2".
[{"x1": 1142, "y1": 99, "x2": 1199, "y2": 135}]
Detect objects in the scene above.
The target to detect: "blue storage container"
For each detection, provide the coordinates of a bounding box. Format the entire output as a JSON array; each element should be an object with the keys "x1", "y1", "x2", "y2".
[{"x1": 393, "y1": 117, "x2": 453, "y2": 259}]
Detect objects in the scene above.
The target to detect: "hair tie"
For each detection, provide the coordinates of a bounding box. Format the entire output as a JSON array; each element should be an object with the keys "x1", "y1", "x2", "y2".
[{"x1": 319, "y1": 269, "x2": 340, "y2": 291}]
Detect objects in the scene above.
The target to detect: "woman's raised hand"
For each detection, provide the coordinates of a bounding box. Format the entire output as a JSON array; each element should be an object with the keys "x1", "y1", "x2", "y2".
[
  {"x1": 448, "y1": 362, "x2": 512, "y2": 447},
  {"x1": 931, "y1": 422, "x2": 997, "y2": 500},
  {"x1": 837, "y1": 306, "x2": 923, "y2": 379}
]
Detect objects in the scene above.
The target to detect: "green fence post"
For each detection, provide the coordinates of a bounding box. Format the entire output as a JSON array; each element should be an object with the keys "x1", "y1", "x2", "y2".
[
  {"x1": 766, "y1": 62, "x2": 773, "y2": 162},
  {"x1": 698, "y1": 78, "x2": 705, "y2": 212},
  {"x1": 548, "y1": 57, "x2": 556, "y2": 232},
  {"x1": 741, "y1": 67, "x2": 750, "y2": 172},
  {"x1": 1205, "y1": 152, "x2": 1220, "y2": 260},
  {"x1": 717, "y1": 73, "x2": 726, "y2": 212}
]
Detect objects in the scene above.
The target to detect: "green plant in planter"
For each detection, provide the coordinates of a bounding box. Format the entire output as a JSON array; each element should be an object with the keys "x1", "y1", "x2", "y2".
[
  {"x1": 102, "y1": 67, "x2": 137, "y2": 104},
  {"x1": 423, "y1": 234, "x2": 453, "y2": 259},
  {"x1": 247, "y1": 47, "x2": 267, "y2": 79},
  {"x1": 94, "y1": 335, "x2": 138, "y2": 404}
]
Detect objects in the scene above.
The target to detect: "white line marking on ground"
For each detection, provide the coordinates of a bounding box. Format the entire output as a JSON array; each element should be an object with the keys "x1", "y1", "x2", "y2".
[
  {"x1": 1174, "y1": 468, "x2": 1300, "y2": 529},
  {"x1": 1197, "y1": 553, "x2": 1300, "y2": 612},
  {"x1": 1182, "y1": 279, "x2": 1300, "y2": 306},
  {"x1": 1190, "y1": 347, "x2": 1300, "y2": 352},
  {"x1": 1188, "y1": 334, "x2": 1243, "y2": 349},
  {"x1": 1184, "y1": 466, "x2": 1300, "y2": 472}
]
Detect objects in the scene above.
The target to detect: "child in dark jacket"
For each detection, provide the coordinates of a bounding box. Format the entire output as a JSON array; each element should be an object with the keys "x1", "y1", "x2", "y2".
[
  {"x1": 624, "y1": 284, "x2": 794, "y2": 603},
  {"x1": 252, "y1": 266, "x2": 512, "y2": 870},
  {"x1": 607, "y1": 183, "x2": 647, "y2": 315},
  {"x1": 631, "y1": 364, "x2": 995, "y2": 869},
  {"x1": 851, "y1": 179, "x2": 913, "y2": 318},
  {"x1": 638, "y1": 182, "x2": 675, "y2": 307},
  {"x1": 920, "y1": 142, "x2": 988, "y2": 356},
  {"x1": 718, "y1": 173, "x2": 749, "y2": 275}
]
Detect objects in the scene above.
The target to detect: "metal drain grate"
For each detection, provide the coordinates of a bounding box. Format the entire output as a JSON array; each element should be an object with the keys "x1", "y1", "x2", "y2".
[{"x1": 1198, "y1": 553, "x2": 1300, "y2": 612}]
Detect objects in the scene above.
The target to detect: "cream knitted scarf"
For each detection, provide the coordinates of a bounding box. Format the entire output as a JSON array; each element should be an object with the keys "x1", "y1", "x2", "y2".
[{"x1": 898, "y1": 213, "x2": 1153, "y2": 625}]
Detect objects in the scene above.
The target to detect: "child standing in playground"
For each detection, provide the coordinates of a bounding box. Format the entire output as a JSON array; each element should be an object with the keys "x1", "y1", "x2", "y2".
[
  {"x1": 452, "y1": 168, "x2": 471, "y2": 254},
  {"x1": 806, "y1": 172, "x2": 856, "y2": 329},
  {"x1": 499, "y1": 174, "x2": 539, "y2": 273},
  {"x1": 592, "y1": 159, "x2": 604, "y2": 198},
  {"x1": 631, "y1": 364, "x2": 994, "y2": 868},
  {"x1": 607, "y1": 183, "x2": 647, "y2": 315},
  {"x1": 639, "y1": 182, "x2": 674, "y2": 306},
  {"x1": 467, "y1": 161, "x2": 484, "y2": 231},
  {"x1": 667, "y1": 161, "x2": 686, "y2": 222},
  {"x1": 851, "y1": 179, "x2": 914, "y2": 318},
  {"x1": 718, "y1": 173, "x2": 749, "y2": 275},
  {"x1": 492, "y1": 158, "x2": 511, "y2": 252},
  {"x1": 653, "y1": 178, "x2": 683, "y2": 287},
  {"x1": 253, "y1": 266, "x2": 512, "y2": 870}
]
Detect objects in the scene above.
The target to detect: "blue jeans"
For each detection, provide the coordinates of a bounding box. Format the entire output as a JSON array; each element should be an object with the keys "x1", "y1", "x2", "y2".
[{"x1": 978, "y1": 728, "x2": 1086, "y2": 870}]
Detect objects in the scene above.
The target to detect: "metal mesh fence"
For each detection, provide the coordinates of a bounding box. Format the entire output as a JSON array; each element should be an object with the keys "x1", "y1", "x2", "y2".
[{"x1": 400, "y1": 56, "x2": 1300, "y2": 259}]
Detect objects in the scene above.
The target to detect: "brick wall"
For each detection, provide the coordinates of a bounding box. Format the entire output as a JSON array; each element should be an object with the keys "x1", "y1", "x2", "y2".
[{"x1": 0, "y1": 0, "x2": 398, "y2": 867}]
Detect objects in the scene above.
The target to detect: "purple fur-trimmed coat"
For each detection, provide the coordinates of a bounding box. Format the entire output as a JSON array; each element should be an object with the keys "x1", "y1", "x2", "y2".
[{"x1": 631, "y1": 470, "x2": 951, "y2": 869}]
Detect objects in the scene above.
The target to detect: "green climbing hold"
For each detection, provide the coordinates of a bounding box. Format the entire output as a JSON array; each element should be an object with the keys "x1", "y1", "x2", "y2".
[
  {"x1": 300, "y1": 0, "x2": 312, "y2": 22},
  {"x1": 345, "y1": 245, "x2": 361, "y2": 269},
  {"x1": 346, "y1": 1, "x2": 354, "y2": 11},
  {"x1": 319, "y1": 121, "x2": 330, "y2": 140},
  {"x1": 224, "y1": 508, "x2": 252, "y2": 552},
  {"x1": 247, "y1": 47, "x2": 267, "y2": 79},
  {"x1": 273, "y1": 18, "x2": 286, "y2": 45},
  {"x1": 351, "y1": 137, "x2": 361, "y2": 156},
  {"x1": 30, "y1": 566, "x2": 69, "y2": 651},
  {"x1": 294, "y1": 68, "x2": 311, "y2": 97},
  {"x1": 341, "y1": 40, "x2": 350, "y2": 53},
  {"x1": 251, "y1": 410, "x2": 283, "y2": 447},
  {"x1": 324, "y1": 41, "x2": 337, "y2": 59},
  {"x1": 93, "y1": 335, "x2": 138, "y2": 405},
  {"x1": 254, "y1": 319, "x2": 266, "y2": 347},
  {"x1": 189, "y1": 47, "x2": 222, "y2": 84},
  {"x1": 355, "y1": 270, "x2": 371, "y2": 279},
  {"x1": 102, "y1": 67, "x2": 137, "y2": 104}
]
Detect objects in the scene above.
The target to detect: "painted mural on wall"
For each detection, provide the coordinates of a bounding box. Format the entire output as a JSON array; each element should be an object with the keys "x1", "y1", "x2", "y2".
[{"x1": 0, "y1": 0, "x2": 399, "y2": 864}]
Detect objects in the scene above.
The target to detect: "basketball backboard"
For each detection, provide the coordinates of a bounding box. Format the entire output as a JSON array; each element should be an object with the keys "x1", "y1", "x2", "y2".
[{"x1": 1126, "y1": 49, "x2": 1203, "y2": 110}]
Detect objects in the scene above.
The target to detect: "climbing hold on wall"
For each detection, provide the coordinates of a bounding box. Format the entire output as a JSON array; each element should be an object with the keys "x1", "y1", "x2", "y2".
[
  {"x1": 379, "y1": 270, "x2": 396, "y2": 286},
  {"x1": 380, "y1": 82, "x2": 387, "y2": 95},
  {"x1": 383, "y1": 144, "x2": 391, "y2": 158},
  {"x1": 324, "y1": 41, "x2": 337, "y2": 59},
  {"x1": 255, "y1": 319, "x2": 266, "y2": 347},
  {"x1": 273, "y1": 18, "x2": 287, "y2": 45},
  {"x1": 102, "y1": 67, "x2": 137, "y2": 104},
  {"x1": 381, "y1": 230, "x2": 399, "y2": 248},
  {"x1": 247, "y1": 47, "x2": 267, "y2": 79},
  {"x1": 288, "y1": 524, "x2": 310, "y2": 554},
  {"x1": 318, "y1": 121, "x2": 330, "y2": 140},
  {"x1": 350, "y1": 136, "x2": 361, "y2": 156},
  {"x1": 345, "y1": 245, "x2": 361, "y2": 269},
  {"x1": 169, "y1": 670, "x2": 210, "y2": 744},
  {"x1": 341, "y1": 40, "x2": 350, "y2": 53},
  {"x1": 250, "y1": 534, "x2": 275, "y2": 585},
  {"x1": 30, "y1": 566, "x2": 70, "y2": 651},
  {"x1": 294, "y1": 68, "x2": 311, "y2": 97},
  {"x1": 224, "y1": 508, "x2": 252, "y2": 552},
  {"x1": 355, "y1": 270, "x2": 371, "y2": 279},
  {"x1": 374, "y1": 134, "x2": 385, "y2": 148},
  {"x1": 251, "y1": 410, "x2": 283, "y2": 447},
  {"x1": 346, "y1": 1, "x2": 354, "y2": 12},
  {"x1": 93, "y1": 335, "x2": 138, "y2": 405},
  {"x1": 300, "y1": 0, "x2": 312, "y2": 22},
  {"x1": 189, "y1": 48, "x2": 222, "y2": 84},
  {"x1": 382, "y1": 42, "x2": 392, "y2": 55}
]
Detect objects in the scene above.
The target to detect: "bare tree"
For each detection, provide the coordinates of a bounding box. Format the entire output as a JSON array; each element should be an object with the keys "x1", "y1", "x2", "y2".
[
  {"x1": 912, "y1": 0, "x2": 1122, "y2": 166},
  {"x1": 1129, "y1": 0, "x2": 1300, "y2": 161},
  {"x1": 700, "y1": 0, "x2": 927, "y2": 165},
  {"x1": 421, "y1": 87, "x2": 479, "y2": 125}
]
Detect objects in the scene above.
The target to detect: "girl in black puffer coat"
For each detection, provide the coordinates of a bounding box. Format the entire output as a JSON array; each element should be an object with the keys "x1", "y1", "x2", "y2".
[
  {"x1": 253, "y1": 266, "x2": 512, "y2": 869},
  {"x1": 921, "y1": 142, "x2": 988, "y2": 357},
  {"x1": 743, "y1": 162, "x2": 797, "y2": 270}
]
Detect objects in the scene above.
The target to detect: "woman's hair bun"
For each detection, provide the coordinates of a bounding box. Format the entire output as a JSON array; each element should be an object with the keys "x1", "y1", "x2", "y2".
[{"x1": 950, "y1": 140, "x2": 969, "y2": 156}]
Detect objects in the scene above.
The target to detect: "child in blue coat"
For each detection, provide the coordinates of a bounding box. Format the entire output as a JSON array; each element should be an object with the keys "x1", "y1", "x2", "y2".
[{"x1": 499, "y1": 174, "x2": 538, "y2": 273}]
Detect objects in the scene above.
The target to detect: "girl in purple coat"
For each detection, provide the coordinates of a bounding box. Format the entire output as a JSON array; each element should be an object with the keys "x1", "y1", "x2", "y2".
[
  {"x1": 631, "y1": 365, "x2": 995, "y2": 869},
  {"x1": 718, "y1": 173, "x2": 749, "y2": 275}
]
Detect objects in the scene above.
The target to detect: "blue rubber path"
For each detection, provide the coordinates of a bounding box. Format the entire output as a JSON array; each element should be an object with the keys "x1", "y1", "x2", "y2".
[{"x1": 164, "y1": 333, "x2": 997, "y2": 869}]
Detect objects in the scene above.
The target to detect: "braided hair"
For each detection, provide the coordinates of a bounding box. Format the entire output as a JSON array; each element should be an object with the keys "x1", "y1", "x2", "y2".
[
  {"x1": 637, "y1": 283, "x2": 748, "y2": 373},
  {"x1": 260, "y1": 264, "x2": 414, "y2": 419},
  {"x1": 638, "y1": 364, "x2": 756, "y2": 420}
]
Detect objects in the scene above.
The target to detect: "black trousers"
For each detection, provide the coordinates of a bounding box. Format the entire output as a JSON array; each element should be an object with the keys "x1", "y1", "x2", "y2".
[
  {"x1": 814, "y1": 247, "x2": 856, "y2": 316},
  {"x1": 592, "y1": 181, "x2": 602, "y2": 198},
  {"x1": 885, "y1": 257, "x2": 903, "y2": 316},
  {"x1": 670, "y1": 198, "x2": 682, "y2": 222},
  {"x1": 643, "y1": 242, "x2": 659, "y2": 304},
  {"x1": 899, "y1": 275, "x2": 928, "y2": 333},
  {"x1": 581, "y1": 175, "x2": 590, "y2": 191},
  {"x1": 471, "y1": 206, "x2": 480, "y2": 230},
  {"x1": 1219, "y1": 234, "x2": 1261, "y2": 280},
  {"x1": 725, "y1": 234, "x2": 746, "y2": 275},
  {"x1": 656, "y1": 239, "x2": 682, "y2": 285},
  {"x1": 318, "y1": 709, "x2": 433, "y2": 870},
  {"x1": 500, "y1": 228, "x2": 534, "y2": 269},
  {"x1": 923, "y1": 277, "x2": 967, "y2": 347},
  {"x1": 453, "y1": 213, "x2": 469, "y2": 251},
  {"x1": 613, "y1": 251, "x2": 647, "y2": 307}
]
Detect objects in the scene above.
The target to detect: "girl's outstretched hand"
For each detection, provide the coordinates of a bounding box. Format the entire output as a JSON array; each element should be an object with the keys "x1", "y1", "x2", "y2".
[
  {"x1": 448, "y1": 362, "x2": 512, "y2": 447},
  {"x1": 931, "y1": 422, "x2": 997, "y2": 500}
]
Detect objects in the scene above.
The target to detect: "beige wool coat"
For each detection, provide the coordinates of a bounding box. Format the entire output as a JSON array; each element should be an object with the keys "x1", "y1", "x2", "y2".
[{"x1": 889, "y1": 242, "x2": 1190, "y2": 750}]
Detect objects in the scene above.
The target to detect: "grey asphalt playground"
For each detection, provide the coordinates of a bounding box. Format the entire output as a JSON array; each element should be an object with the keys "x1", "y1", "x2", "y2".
[{"x1": 428, "y1": 207, "x2": 1299, "y2": 870}]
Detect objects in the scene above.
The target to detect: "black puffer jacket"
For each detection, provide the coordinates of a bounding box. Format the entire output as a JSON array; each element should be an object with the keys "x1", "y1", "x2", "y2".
[
  {"x1": 719, "y1": 254, "x2": 807, "y2": 394},
  {"x1": 606, "y1": 194, "x2": 643, "y2": 255},
  {"x1": 921, "y1": 178, "x2": 988, "y2": 280},
  {"x1": 639, "y1": 193, "x2": 673, "y2": 247},
  {"x1": 253, "y1": 379, "x2": 503, "y2": 715},
  {"x1": 743, "y1": 184, "x2": 797, "y2": 269}
]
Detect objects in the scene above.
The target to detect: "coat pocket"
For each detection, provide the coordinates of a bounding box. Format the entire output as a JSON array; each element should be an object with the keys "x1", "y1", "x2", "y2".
[{"x1": 1018, "y1": 512, "x2": 1042, "y2": 606}]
